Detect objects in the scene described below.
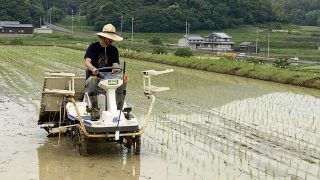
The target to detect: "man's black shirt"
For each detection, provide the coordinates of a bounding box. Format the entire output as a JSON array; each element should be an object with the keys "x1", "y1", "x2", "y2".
[{"x1": 84, "y1": 42, "x2": 119, "y2": 78}]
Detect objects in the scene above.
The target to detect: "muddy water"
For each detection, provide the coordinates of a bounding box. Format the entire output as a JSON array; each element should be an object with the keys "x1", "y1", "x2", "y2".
[{"x1": 1, "y1": 57, "x2": 320, "y2": 180}]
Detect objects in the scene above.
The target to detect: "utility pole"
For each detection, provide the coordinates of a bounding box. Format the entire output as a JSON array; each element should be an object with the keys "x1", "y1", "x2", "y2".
[
  {"x1": 131, "y1": 17, "x2": 134, "y2": 46},
  {"x1": 78, "y1": 9, "x2": 80, "y2": 26},
  {"x1": 185, "y1": 21, "x2": 188, "y2": 36},
  {"x1": 267, "y1": 29, "x2": 270, "y2": 58},
  {"x1": 256, "y1": 27, "x2": 259, "y2": 54},
  {"x1": 188, "y1": 22, "x2": 190, "y2": 35},
  {"x1": 40, "y1": 17, "x2": 41, "y2": 27},
  {"x1": 49, "y1": 9, "x2": 51, "y2": 25},
  {"x1": 71, "y1": 9, "x2": 74, "y2": 33},
  {"x1": 120, "y1": 14, "x2": 123, "y2": 34}
]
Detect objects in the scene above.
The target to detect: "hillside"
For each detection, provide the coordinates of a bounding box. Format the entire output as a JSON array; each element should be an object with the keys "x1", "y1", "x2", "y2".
[{"x1": 1, "y1": 0, "x2": 320, "y2": 32}]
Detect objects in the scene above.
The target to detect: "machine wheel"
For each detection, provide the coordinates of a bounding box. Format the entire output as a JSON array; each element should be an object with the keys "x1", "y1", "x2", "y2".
[
  {"x1": 70, "y1": 126, "x2": 77, "y2": 144},
  {"x1": 134, "y1": 136, "x2": 141, "y2": 155},
  {"x1": 66, "y1": 126, "x2": 73, "y2": 139},
  {"x1": 123, "y1": 137, "x2": 133, "y2": 148},
  {"x1": 75, "y1": 126, "x2": 89, "y2": 156}
]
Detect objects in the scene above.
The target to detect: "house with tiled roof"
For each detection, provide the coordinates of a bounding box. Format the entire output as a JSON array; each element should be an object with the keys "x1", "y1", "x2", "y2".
[{"x1": 178, "y1": 32, "x2": 235, "y2": 51}]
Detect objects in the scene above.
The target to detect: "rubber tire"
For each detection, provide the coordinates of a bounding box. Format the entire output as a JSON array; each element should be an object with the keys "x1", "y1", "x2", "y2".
[
  {"x1": 124, "y1": 137, "x2": 133, "y2": 148},
  {"x1": 134, "y1": 136, "x2": 141, "y2": 155}
]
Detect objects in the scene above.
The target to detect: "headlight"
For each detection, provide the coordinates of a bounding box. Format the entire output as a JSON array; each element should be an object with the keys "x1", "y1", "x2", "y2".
[{"x1": 108, "y1": 80, "x2": 118, "y2": 85}]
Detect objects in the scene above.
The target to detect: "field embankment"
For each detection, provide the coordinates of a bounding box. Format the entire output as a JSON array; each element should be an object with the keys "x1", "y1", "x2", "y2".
[{"x1": 119, "y1": 50, "x2": 320, "y2": 89}]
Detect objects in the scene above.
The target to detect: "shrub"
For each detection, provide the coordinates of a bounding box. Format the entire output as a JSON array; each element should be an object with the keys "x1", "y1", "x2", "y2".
[
  {"x1": 274, "y1": 57, "x2": 290, "y2": 68},
  {"x1": 9, "y1": 38, "x2": 23, "y2": 45},
  {"x1": 152, "y1": 46, "x2": 167, "y2": 54},
  {"x1": 149, "y1": 36, "x2": 162, "y2": 45},
  {"x1": 246, "y1": 58, "x2": 264, "y2": 64},
  {"x1": 174, "y1": 48, "x2": 193, "y2": 57}
]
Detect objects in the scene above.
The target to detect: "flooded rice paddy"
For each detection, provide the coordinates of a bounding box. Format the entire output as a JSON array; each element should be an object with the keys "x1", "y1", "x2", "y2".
[{"x1": 0, "y1": 46, "x2": 320, "y2": 179}]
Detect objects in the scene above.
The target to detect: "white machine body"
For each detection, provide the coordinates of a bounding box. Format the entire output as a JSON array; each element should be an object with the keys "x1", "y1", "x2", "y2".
[{"x1": 66, "y1": 76, "x2": 139, "y2": 133}]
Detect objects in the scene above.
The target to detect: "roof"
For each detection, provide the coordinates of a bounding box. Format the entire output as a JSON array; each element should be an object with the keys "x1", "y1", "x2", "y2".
[
  {"x1": 207, "y1": 32, "x2": 231, "y2": 39},
  {"x1": 201, "y1": 41, "x2": 235, "y2": 45},
  {"x1": 184, "y1": 34, "x2": 204, "y2": 40},
  {"x1": 240, "y1": 42, "x2": 255, "y2": 46},
  {"x1": 3, "y1": 24, "x2": 33, "y2": 28},
  {"x1": 0, "y1": 21, "x2": 20, "y2": 25}
]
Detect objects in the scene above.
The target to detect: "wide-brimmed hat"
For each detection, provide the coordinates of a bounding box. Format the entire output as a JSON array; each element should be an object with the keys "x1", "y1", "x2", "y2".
[{"x1": 96, "y1": 24, "x2": 123, "y2": 41}]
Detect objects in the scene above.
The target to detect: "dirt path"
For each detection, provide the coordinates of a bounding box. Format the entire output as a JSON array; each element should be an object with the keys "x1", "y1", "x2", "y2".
[{"x1": 44, "y1": 22, "x2": 92, "y2": 38}]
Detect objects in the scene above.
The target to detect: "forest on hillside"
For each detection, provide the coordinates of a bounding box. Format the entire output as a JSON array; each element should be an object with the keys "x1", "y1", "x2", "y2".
[{"x1": 0, "y1": 0, "x2": 319, "y2": 32}]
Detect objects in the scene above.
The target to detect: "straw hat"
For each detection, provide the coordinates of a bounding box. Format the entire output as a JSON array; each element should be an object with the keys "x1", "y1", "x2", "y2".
[{"x1": 96, "y1": 24, "x2": 123, "y2": 41}]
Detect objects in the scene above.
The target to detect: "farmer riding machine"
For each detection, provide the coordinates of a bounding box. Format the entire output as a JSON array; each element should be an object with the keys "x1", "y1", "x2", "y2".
[{"x1": 38, "y1": 63, "x2": 173, "y2": 156}]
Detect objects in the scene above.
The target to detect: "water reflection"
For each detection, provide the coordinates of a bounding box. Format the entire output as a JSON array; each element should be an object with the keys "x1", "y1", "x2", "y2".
[
  {"x1": 125, "y1": 59, "x2": 320, "y2": 111},
  {"x1": 37, "y1": 138, "x2": 141, "y2": 180}
]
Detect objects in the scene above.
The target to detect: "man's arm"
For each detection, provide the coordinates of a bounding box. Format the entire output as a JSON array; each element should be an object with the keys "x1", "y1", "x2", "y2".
[
  {"x1": 85, "y1": 58, "x2": 98, "y2": 75},
  {"x1": 112, "y1": 63, "x2": 119, "y2": 68},
  {"x1": 112, "y1": 63, "x2": 120, "y2": 73}
]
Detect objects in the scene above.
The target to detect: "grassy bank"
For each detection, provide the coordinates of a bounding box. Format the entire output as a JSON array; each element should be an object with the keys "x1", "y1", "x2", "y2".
[{"x1": 119, "y1": 50, "x2": 320, "y2": 89}]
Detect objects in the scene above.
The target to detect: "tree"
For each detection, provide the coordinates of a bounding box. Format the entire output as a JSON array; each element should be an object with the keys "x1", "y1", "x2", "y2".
[
  {"x1": 50, "y1": 7, "x2": 66, "y2": 23},
  {"x1": 0, "y1": 0, "x2": 44, "y2": 25},
  {"x1": 134, "y1": 7, "x2": 169, "y2": 32},
  {"x1": 306, "y1": 10, "x2": 320, "y2": 26}
]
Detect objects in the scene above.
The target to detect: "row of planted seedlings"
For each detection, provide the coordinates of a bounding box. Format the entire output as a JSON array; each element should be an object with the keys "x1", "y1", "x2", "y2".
[
  {"x1": 0, "y1": 46, "x2": 84, "y2": 98},
  {"x1": 165, "y1": 91, "x2": 320, "y2": 179},
  {"x1": 0, "y1": 49, "x2": 38, "y2": 95},
  {"x1": 131, "y1": 99, "x2": 241, "y2": 179},
  {"x1": 139, "y1": 102, "x2": 275, "y2": 179},
  {"x1": 215, "y1": 92, "x2": 320, "y2": 179},
  {"x1": 142, "y1": 114, "x2": 255, "y2": 179},
  {"x1": 135, "y1": 90, "x2": 320, "y2": 179},
  {"x1": 217, "y1": 92, "x2": 320, "y2": 157}
]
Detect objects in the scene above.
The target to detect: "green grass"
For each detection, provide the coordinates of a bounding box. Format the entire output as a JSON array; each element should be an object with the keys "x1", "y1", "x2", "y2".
[
  {"x1": 120, "y1": 25, "x2": 320, "y2": 61},
  {"x1": 119, "y1": 50, "x2": 320, "y2": 89},
  {"x1": 302, "y1": 65, "x2": 320, "y2": 73},
  {"x1": 0, "y1": 31, "x2": 92, "y2": 46}
]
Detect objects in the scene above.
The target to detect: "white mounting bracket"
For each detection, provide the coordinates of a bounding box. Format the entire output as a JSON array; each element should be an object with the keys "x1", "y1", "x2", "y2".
[{"x1": 142, "y1": 69, "x2": 173, "y2": 95}]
